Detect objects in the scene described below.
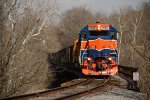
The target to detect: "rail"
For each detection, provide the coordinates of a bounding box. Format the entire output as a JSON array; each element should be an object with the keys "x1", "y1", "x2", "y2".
[
  {"x1": 53, "y1": 77, "x2": 110, "y2": 100},
  {"x1": 82, "y1": 46, "x2": 88, "y2": 64},
  {"x1": 0, "y1": 78, "x2": 111, "y2": 100},
  {"x1": 0, "y1": 79, "x2": 91, "y2": 100}
]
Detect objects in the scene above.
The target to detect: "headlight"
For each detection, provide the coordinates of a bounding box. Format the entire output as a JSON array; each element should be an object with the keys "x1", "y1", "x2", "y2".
[
  {"x1": 87, "y1": 57, "x2": 91, "y2": 61},
  {"x1": 108, "y1": 57, "x2": 112, "y2": 61}
]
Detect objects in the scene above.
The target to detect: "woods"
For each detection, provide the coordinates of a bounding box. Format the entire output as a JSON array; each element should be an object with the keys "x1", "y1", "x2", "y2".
[
  {"x1": 0, "y1": 0, "x2": 60, "y2": 96},
  {"x1": 0, "y1": 0, "x2": 150, "y2": 98}
]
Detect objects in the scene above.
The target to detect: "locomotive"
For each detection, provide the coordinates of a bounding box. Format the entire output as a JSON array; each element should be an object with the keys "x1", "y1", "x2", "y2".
[{"x1": 73, "y1": 22, "x2": 118, "y2": 76}]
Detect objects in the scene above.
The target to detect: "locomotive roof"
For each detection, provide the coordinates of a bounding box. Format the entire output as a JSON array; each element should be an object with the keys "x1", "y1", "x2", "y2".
[{"x1": 80, "y1": 23, "x2": 117, "y2": 34}]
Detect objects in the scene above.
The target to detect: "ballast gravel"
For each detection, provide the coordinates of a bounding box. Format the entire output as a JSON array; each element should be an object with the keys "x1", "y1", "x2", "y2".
[{"x1": 79, "y1": 88, "x2": 147, "y2": 100}]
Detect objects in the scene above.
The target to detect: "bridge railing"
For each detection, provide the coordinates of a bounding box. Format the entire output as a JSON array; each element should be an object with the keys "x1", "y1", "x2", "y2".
[{"x1": 118, "y1": 65, "x2": 139, "y2": 91}]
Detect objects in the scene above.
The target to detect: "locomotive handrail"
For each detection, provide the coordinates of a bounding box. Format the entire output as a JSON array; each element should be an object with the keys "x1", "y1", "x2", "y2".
[
  {"x1": 82, "y1": 46, "x2": 88, "y2": 64},
  {"x1": 104, "y1": 45, "x2": 118, "y2": 60}
]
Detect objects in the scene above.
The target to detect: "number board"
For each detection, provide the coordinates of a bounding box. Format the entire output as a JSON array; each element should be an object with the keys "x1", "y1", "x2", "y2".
[
  {"x1": 88, "y1": 26, "x2": 97, "y2": 30},
  {"x1": 101, "y1": 26, "x2": 109, "y2": 30}
]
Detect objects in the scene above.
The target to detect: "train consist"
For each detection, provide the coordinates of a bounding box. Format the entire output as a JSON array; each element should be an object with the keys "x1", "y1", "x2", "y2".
[{"x1": 73, "y1": 22, "x2": 118, "y2": 76}]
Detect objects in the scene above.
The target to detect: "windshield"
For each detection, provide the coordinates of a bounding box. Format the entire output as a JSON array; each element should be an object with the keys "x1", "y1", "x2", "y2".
[{"x1": 90, "y1": 31, "x2": 108, "y2": 36}]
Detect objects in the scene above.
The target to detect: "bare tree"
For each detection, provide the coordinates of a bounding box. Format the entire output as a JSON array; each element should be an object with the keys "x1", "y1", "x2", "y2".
[
  {"x1": 58, "y1": 6, "x2": 107, "y2": 47},
  {"x1": 109, "y1": 2, "x2": 150, "y2": 98},
  {"x1": 0, "y1": 0, "x2": 59, "y2": 97},
  {"x1": 108, "y1": 8, "x2": 129, "y2": 64}
]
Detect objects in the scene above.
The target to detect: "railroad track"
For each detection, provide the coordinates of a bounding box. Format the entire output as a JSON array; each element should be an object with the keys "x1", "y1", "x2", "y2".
[
  {"x1": 53, "y1": 77, "x2": 110, "y2": 100},
  {"x1": 35, "y1": 78, "x2": 109, "y2": 100},
  {"x1": 1, "y1": 77, "x2": 112, "y2": 100},
  {"x1": 1, "y1": 79, "x2": 93, "y2": 100}
]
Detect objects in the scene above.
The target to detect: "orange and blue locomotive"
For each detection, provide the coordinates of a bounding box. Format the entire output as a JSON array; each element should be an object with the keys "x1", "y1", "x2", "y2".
[{"x1": 74, "y1": 22, "x2": 118, "y2": 76}]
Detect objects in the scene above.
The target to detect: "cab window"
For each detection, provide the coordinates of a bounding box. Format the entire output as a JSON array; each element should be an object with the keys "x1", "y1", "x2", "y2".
[
  {"x1": 82, "y1": 32, "x2": 87, "y2": 40},
  {"x1": 90, "y1": 31, "x2": 108, "y2": 36},
  {"x1": 110, "y1": 32, "x2": 116, "y2": 39}
]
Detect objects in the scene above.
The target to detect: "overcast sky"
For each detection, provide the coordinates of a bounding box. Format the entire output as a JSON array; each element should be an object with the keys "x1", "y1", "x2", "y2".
[{"x1": 56, "y1": 0, "x2": 146, "y2": 15}]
